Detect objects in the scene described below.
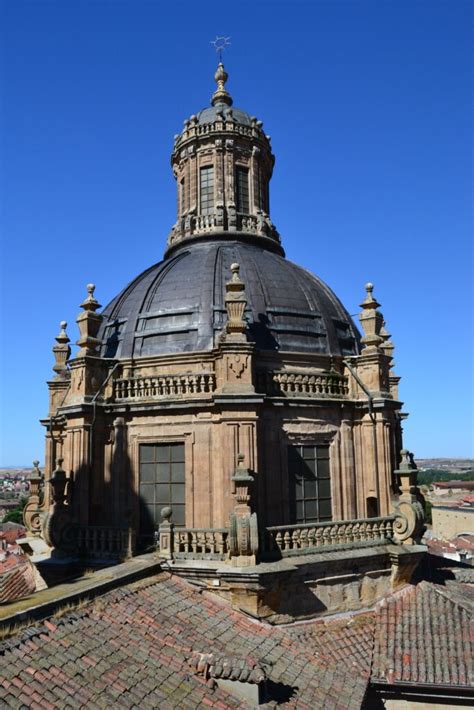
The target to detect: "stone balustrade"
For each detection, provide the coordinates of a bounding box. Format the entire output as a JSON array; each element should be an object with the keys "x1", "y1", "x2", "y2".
[
  {"x1": 261, "y1": 516, "x2": 396, "y2": 558},
  {"x1": 77, "y1": 526, "x2": 130, "y2": 560},
  {"x1": 172, "y1": 528, "x2": 230, "y2": 560},
  {"x1": 113, "y1": 373, "x2": 216, "y2": 401},
  {"x1": 174, "y1": 120, "x2": 261, "y2": 148},
  {"x1": 158, "y1": 514, "x2": 399, "y2": 563},
  {"x1": 256, "y1": 370, "x2": 349, "y2": 399}
]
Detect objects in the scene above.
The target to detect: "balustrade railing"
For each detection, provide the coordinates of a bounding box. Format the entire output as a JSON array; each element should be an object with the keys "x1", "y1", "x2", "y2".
[
  {"x1": 172, "y1": 528, "x2": 230, "y2": 560},
  {"x1": 114, "y1": 373, "x2": 216, "y2": 401},
  {"x1": 77, "y1": 526, "x2": 130, "y2": 560},
  {"x1": 261, "y1": 515, "x2": 396, "y2": 558},
  {"x1": 256, "y1": 370, "x2": 348, "y2": 399}
]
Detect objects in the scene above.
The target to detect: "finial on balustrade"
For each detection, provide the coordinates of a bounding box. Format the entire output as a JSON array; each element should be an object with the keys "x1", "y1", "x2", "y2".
[
  {"x1": 359, "y1": 282, "x2": 384, "y2": 350},
  {"x1": 224, "y1": 263, "x2": 248, "y2": 341},
  {"x1": 52, "y1": 320, "x2": 71, "y2": 378},
  {"x1": 76, "y1": 283, "x2": 103, "y2": 356},
  {"x1": 158, "y1": 506, "x2": 174, "y2": 560}
]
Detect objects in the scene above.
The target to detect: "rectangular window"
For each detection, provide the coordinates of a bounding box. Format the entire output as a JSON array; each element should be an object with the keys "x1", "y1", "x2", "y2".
[
  {"x1": 139, "y1": 443, "x2": 186, "y2": 543},
  {"x1": 288, "y1": 444, "x2": 332, "y2": 524},
  {"x1": 200, "y1": 165, "x2": 214, "y2": 215},
  {"x1": 236, "y1": 166, "x2": 250, "y2": 213}
]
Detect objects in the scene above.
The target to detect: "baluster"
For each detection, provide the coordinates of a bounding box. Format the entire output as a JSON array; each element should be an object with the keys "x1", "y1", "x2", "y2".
[
  {"x1": 337, "y1": 524, "x2": 346, "y2": 545},
  {"x1": 283, "y1": 530, "x2": 291, "y2": 550},
  {"x1": 322, "y1": 527, "x2": 331, "y2": 546},
  {"x1": 291, "y1": 529, "x2": 300, "y2": 549}
]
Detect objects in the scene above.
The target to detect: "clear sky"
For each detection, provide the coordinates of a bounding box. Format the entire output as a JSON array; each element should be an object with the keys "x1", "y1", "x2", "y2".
[{"x1": 1, "y1": 0, "x2": 472, "y2": 466}]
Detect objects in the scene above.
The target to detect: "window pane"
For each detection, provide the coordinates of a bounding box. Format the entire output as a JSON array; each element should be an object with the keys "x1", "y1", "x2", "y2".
[
  {"x1": 296, "y1": 501, "x2": 304, "y2": 521},
  {"x1": 156, "y1": 463, "x2": 169, "y2": 483},
  {"x1": 171, "y1": 443, "x2": 185, "y2": 462},
  {"x1": 302, "y1": 446, "x2": 314, "y2": 459},
  {"x1": 305, "y1": 500, "x2": 317, "y2": 520},
  {"x1": 155, "y1": 484, "x2": 169, "y2": 505},
  {"x1": 172, "y1": 484, "x2": 185, "y2": 504},
  {"x1": 140, "y1": 445, "x2": 154, "y2": 463},
  {"x1": 140, "y1": 463, "x2": 155, "y2": 482},
  {"x1": 318, "y1": 479, "x2": 331, "y2": 497},
  {"x1": 171, "y1": 462, "x2": 185, "y2": 482},
  {"x1": 317, "y1": 458, "x2": 330, "y2": 478},
  {"x1": 172, "y1": 505, "x2": 185, "y2": 525},
  {"x1": 317, "y1": 445, "x2": 330, "y2": 459},
  {"x1": 302, "y1": 459, "x2": 316, "y2": 476},
  {"x1": 319, "y1": 499, "x2": 332, "y2": 518},
  {"x1": 155, "y1": 446, "x2": 169, "y2": 463},
  {"x1": 141, "y1": 484, "x2": 155, "y2": 504},
  {"x1": 305, "y1": 480, "x2": 317, "y2": 498}
]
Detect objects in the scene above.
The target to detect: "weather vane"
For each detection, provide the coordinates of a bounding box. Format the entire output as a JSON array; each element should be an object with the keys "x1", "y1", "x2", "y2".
[{"x1": 210, "y1": 36, "x2": 231, "y2": 63}]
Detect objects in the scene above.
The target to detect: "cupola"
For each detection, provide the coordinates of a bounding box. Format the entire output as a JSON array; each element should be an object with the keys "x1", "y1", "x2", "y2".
[{"x1": 166, "y1": 64, "x2": 282, "y2": 257}]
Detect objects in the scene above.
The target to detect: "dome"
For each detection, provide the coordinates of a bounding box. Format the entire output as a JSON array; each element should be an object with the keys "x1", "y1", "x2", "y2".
[
  {"x1": 195, "y1": 103, "x2": 253, "y2": 127},
  {"x1": 99, "y1": 240, "x2": 360, "y2": 359}
]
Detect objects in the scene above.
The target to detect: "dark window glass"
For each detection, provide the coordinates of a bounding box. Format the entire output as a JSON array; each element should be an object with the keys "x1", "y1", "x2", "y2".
[
  {"x1": 180, "y1": 178, "x2": 185, "y2": 214},
  {"x1": 139, "y1": 443, "x2": 186, "y2": 547},
  {"x1": 288, "y1": 444, "x2": 332, "y2": 524},
  {"x1": 235, "y1": 167, "x2": 249, "y2": 213},
  {"x1": 200, "y1": 166, "x2": 214, "y2": 215}
]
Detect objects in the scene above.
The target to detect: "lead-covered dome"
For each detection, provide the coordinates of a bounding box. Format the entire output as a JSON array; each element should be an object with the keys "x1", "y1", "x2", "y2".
[{"x1": 99, "y1": 240, "x2": 360, "y2": 359}]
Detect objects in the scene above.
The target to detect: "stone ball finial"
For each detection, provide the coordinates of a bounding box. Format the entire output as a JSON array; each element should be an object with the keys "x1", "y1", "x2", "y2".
[
  {"x1": 87, "y1": 284, "x2": 95, "y2": 296},
  {"x1": 365, "y1": 282, "x2": 374, "y2": 294},
  {"x1": 33, "y1": 460, "x2": 40, "y2": 468},
  {"x1": 60, "y1": 320, "x2": 67, "y2": 330},
  {"x1": 161, "y1": 506, "x2": 172, "y2": 522},
  {"x1": 230, "y1": 262, "x2": 240, "y2": 278}
]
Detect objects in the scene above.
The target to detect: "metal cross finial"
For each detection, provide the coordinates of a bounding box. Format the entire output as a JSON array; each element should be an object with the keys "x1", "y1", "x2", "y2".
[{"x1": 210, "y1": 36, "x2": 231, "y2": 63}]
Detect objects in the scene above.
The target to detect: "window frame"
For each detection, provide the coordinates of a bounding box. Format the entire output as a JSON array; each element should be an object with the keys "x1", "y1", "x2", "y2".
[
  {"x1": 287, "y1": 443, "x2": 332, "y2": 524},
  {"x1": 199, "y1": 165, "x2": 215, "y2": 215}
]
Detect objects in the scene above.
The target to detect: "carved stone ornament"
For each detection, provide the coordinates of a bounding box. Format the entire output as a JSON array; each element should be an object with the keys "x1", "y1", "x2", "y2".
[
  {"x1": 23, "y1": 460, "x2": 44, "y2": 536},
  {"x1": 42, "y1": 459, "x2": 77, "y2": 554},
  {"x1": 52, "y1": 321, "x2": 71, "y2": 379},
  {"x1": 392, "y1": 450, "x2": 425, "y2": 544},
  {"x1": 224, "y1": 263, "x2": 247, "y2": 340},
  {"x1": 359, "y1": 282, "x2": 383, "y2": 349},
  {"x1": 76, "y1": 284, "x2": 103, "y2": 356}
]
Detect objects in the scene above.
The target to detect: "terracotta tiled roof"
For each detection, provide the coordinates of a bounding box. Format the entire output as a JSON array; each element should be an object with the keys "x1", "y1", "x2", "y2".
[
  {"x1": 0, "y1": 573, "x2": 368, "y2": 709},
  {"x1": 0, "y1": 555, "x2": 36, "y2": 604},
  {"x1": 372, "y1": 581, "x2": 474, "y2": 687},
  {"x1": 286, "y1": 612, "x2": 375, "y2": 678}
]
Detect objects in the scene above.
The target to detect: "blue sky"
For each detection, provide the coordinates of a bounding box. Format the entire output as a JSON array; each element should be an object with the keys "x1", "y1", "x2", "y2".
[{"x1": 1, "y1": 0, "x2": 472, "y2": 465}]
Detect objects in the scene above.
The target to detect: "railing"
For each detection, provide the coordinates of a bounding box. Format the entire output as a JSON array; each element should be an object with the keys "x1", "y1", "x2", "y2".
[
  {"x1": 174, "y1": 121, "x2": 260, "y2": 147},
  {"x1": 261, "y1": 515, "x2": 396, "y2": 559},
  {"x1": 172, "y1": 528, "x2": 230, "y2": 560},
  {"x1": 77, "y1": 526, "x2": 130, "y2": 560},
  {"x1": 256, "y1": 370, "x2": 349, "y2": 399},
  {"x1": 114, "y1": 373, "x2": 216, "y2": 401}
]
